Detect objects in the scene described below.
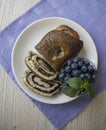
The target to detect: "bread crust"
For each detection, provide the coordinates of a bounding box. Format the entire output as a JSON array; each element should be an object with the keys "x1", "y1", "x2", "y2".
[
  {"x1": 35, "y1": 29, "x2": 83, "y2": 71},
  {"x1": 56, "y1": 25, "x2": 79, "y2": 39}
]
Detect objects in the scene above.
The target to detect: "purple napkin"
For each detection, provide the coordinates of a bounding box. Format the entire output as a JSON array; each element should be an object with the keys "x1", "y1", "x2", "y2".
[{"x1": 0, "y1": 0, "x2": 106, "y2": 129}]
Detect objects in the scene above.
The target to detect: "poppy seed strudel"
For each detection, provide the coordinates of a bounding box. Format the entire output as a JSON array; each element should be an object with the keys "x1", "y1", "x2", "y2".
[
  {"x1": 25, "y1": 51, "x2": 58, "y2": 80},
  {"x1": 23, "y1": 71, "x2": 61, "y2": 96}
]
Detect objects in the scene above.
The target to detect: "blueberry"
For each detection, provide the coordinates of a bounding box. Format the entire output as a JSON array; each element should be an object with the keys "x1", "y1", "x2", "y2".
[
  {"x1": 66, "y1": 73, "x2": 71, "y2": 77},
  {"x1": 80, "y1": 74, "x2": 86, "y2": 79},
  {"x1": 91, "y1": 74, "x2": 96, "y2": 82},
  {"x1": 67, "y1": 60, "x2": 72, "y2": 66},
  {"x1": 81, "y1": 65, "x2": 88, "y2": 73},
  {"x1": 88, "y1": 65, "x2": 95, "y2": 73},
  {"x1": 85, "y1": 73, "x2": 92, "y2": 81},
  {"x1": 73, "y1": 57, "x2": 80, "y2": 63},
  {"x1": 65, "y1": 66, "x2": 71, "y2": 73},
  {"x1": 78, "y1": 60, "x2": 84, "y2": 67},
  {"x1": 62, "y1": 82, "x2": 67, "y2": 87},
  {"x1": 64, "y1": 74, "x2": 71, "y2": 82},
  {"x1": 71, "y1": 70, "x2": 74, "y2": 77},
  {"x1": 64, "y1": 75, "x2": 70, "y2": 81},
  {"x1": 84, "y1": 59, "x2": 90, "y2": 66},
  {"x1": 71, "y1": 63, "x2": 78, "y2": 69},
  {"x1": 72, "y1": 70, "x2": 82, "y2": 77},
  {"x1": 60, "y1": 69, "x2": 65, "y2": 74},
  {"x1": 59, "y1": 73, "x2": 65, "y2": 80}
]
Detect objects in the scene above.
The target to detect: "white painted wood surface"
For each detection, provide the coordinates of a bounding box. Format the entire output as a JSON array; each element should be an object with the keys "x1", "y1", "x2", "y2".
[{"x1": 0, "y1": 0, "x2": 106, "y2": 130}]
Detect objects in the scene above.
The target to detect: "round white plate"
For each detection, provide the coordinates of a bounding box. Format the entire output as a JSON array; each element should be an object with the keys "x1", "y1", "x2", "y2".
[{"x1": 12, "y1": 17, "x2": 98, "y2": 104}]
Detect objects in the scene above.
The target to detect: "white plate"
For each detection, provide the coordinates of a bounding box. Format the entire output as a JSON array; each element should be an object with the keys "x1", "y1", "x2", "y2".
[{"x1": 12, "y1": 17, "x2": 98, "y2": 104}]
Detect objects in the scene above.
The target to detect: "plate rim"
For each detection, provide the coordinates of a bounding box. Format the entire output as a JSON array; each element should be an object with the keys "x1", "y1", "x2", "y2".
[{"x1": 12, "y1": 17, "x2": 98, "y2": 104}]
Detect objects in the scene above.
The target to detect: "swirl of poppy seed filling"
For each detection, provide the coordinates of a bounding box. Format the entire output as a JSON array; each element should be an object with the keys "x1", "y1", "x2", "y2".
[
  {"x1": 25, "y1": 51, "x2": 58, "y2": 80},
  {"x1": 23, "y1": 71, "x2": 60, "y2": 96}
]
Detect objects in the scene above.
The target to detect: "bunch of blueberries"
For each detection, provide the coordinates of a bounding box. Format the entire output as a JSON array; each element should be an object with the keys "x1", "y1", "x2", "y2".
[{"x1": 59, "y1": 57, "x2": 96, "y2": 85}]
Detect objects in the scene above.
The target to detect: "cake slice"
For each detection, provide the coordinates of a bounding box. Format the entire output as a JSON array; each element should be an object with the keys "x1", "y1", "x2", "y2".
[
  {"x1": 23, "y1": 70, "x2": 60, "y2": 96},
  {"x1": 25, "y1": 51, "x2": 58, "y2": 80}
]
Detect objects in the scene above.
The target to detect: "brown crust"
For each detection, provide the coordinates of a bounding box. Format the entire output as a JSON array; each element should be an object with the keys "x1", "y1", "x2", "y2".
[
  {"x1": 56, "y1": 25, "x2": 79, "y2": 39},
  {"x1": 35, "y1": 30, "x2": 83, "y2": 71}
]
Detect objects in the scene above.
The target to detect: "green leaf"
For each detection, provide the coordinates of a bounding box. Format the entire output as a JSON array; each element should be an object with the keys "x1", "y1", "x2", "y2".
[
  {"x1": 82, "y1": 79, "x2": 94, "y2": 97},
  {"x1": 66, "y1": 77, "x2": 83, "y2": 89},
  {"x1": 86, "y1": 84, "x2": 94, "y2": 97},
  {"x1": 83, "y1": 79, "x2": 90, "y2": 89},
  {"x1": 62, "y1": 77, "x2": 94, "y2": 98},
  {"x1": 62, "y1": 86, "x2": 81, "y2": 97}
]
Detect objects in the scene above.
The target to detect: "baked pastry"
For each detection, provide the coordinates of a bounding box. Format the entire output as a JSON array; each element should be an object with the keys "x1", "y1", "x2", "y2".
[
  {"x1": 25, "y1": 51, "x2": 58, "y2": 80},
  {"x1": 35, "y1": 29, "x2": 83, "y2": 71},
  {"x1": 56, "y1": 25, "x2": 79, "y2": 39},
  {"x1": 23, "y1": 70, "x2": 60, "y2": 96},
  {"x1": 23, "y1": 25, "x2": 83, "y2": 97}
]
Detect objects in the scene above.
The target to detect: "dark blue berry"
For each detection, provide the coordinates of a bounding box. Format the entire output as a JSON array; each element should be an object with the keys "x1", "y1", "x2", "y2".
[
  {"x1": 84, "y1": 59, "x2": 90, "y2": 66},
  {"x1": 71, "y1": 70, "x2": 74, "y2": 77},
  {"x1": 71, "y1": 63, "x2": 78, "y2": 69},
  {"x1": 73, "y1": 57, "x2": 80, "y2": 63},
  {"x1": 85, "y1": 73, "x2": 92, "y2": 81},
  {"x1": 62, "y1": 82, "x2": 67, "y2": 87},
  {"x1": 66, "y1": 73, "x2": 71, "y2": 78},
  {"x1": 65, "y1": 66, "x2": 71, "y2": 73},
  {"x1": 67, "y1": 60, "x2": 72, "y2": 66},
  {"x1": 78, "y1": 60, "x2": 84, "y2": 67},
  {"x1": 80, "y1": 74, "x2": 86, "y2": 79},
  {"x1": 59, "y1": 73, "x2": 65, "y2": 80},
  {"x1": 60, "y1": 69, "x2": 65, "y2": 74},
  {"x1": 81, "y1": 66, "x2": 88, "y2": 73},
  {"x1": 64, "y1": 75, "x2": 70, "y2": 81},
  {"x1": 72, "y1": 70, "x2": 82, "y2": 77},
  {"x1": 88, "y1": 65, "x2": 95, "y2": 73}
]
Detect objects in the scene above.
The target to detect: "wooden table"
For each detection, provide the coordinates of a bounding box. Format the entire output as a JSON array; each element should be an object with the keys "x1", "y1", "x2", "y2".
[{"x1": 0, "y1": 0, "x2": 106, "y2": 130}]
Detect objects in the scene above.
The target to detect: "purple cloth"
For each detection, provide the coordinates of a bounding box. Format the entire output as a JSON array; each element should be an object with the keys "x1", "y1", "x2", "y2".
[{"x1": 0, "y1": 0, "x2": 106, "y2": 129}]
